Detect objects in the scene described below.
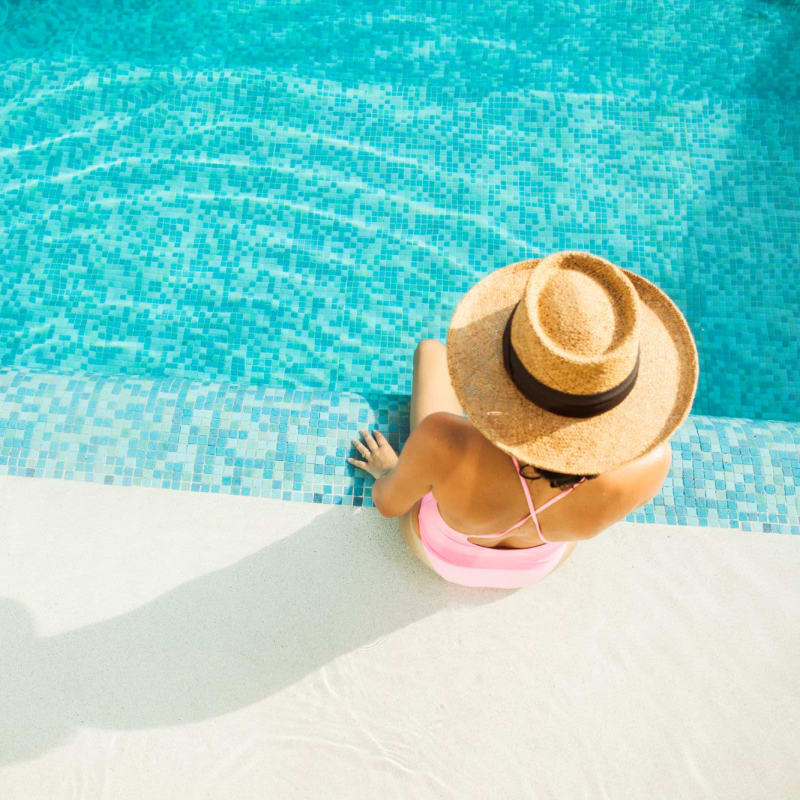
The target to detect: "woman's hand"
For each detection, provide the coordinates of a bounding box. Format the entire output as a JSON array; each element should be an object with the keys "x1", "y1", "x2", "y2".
[{"x1": 347, "y1": 428, "x2": 399, "y2": 480}]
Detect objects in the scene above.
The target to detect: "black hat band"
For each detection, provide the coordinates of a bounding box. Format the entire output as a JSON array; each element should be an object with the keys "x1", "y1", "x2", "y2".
[{"x1": 501, "y1": 302, "x2": 640, "y2": 418}]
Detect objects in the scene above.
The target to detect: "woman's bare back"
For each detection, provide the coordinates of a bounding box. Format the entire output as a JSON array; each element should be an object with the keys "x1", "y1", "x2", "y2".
[{"x1": 411, "y1": 412, "x2": 672, "y2": 548}]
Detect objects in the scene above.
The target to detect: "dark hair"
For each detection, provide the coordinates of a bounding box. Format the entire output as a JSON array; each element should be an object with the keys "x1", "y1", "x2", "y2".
[{"x1": 518, "y1": 462, "x2": 598, "y2": 489}]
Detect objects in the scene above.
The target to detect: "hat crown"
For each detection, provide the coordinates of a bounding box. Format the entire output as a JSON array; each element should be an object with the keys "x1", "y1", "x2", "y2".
[{"x1": 514, "y1": 252, "x2": 641, "y2": 395}]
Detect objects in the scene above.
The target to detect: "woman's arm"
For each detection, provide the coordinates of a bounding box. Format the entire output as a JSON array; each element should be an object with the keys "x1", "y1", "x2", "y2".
[{"x1": 370, "y1": 413, "x2": 448, "y2": 518}]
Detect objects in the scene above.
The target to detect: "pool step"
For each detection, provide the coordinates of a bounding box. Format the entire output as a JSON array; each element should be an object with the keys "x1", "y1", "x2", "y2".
[{"x1": 0, "y1": 366, "x2": 797, "y2": 533}]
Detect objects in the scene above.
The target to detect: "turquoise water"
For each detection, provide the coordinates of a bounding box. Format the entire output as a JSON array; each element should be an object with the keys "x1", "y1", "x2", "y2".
[{"x1": 1, "y1": 0, "x2": 799, "y2": 422}]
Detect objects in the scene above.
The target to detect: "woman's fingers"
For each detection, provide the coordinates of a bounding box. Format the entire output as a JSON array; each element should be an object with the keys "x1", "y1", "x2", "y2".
[
  {"x1": 347, "y1": 457, "x2": 368, "y2": 469},
  {"x1": 352, "y1": 438, "x2": 369, "y2": 457},
  {"x1": 360, "y1": 429, "x2": 378, "y2": 450},
  {"x1": 373, "y1": 429, "x2": 387, "y2": 445}
]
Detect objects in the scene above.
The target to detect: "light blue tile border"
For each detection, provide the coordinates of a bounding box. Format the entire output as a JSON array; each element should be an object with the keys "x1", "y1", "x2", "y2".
[{"x1": 0, "y1": 368, "x2": 797, "y2": 534}]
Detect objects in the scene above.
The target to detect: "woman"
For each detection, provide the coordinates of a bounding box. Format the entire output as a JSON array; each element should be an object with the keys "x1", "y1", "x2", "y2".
[{"x1": 348, "y1": 251, "x2": 699, "y2": 589}]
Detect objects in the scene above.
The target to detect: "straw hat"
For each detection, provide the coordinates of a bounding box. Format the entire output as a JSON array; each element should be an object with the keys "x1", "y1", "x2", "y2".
[{"x1": 446, "y1": 251, "x2": 699, "y2": 475}]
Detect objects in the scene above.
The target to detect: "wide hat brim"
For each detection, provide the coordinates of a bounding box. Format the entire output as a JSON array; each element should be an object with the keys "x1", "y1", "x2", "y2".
[{"x1": 446, "y1": 257, "x2": 700, "y2": 475}]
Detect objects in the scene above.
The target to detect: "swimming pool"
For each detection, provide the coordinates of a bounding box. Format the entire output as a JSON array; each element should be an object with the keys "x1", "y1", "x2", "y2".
[{"x1": 0, "y1": 1, "x2": 798, "y2": 531}]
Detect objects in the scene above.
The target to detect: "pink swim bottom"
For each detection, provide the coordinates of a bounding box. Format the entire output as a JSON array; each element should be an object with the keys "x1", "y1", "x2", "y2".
[{"x1": 417, "y1": 492, "x2": 569, "y2": 589}]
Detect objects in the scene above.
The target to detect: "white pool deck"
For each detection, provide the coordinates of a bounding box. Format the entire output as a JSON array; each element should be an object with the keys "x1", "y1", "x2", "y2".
[{"x1": 0, "y1": 473, "x2": 798, "y2": 799}]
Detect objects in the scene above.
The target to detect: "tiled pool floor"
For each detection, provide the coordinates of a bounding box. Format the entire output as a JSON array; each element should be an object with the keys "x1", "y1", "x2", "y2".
[
  {"x1": 1, "y1": 64, "x2": 798, "y2": 421},
  {"x1": 1, "y1": 367, "x2": 797, "y2": 534}
]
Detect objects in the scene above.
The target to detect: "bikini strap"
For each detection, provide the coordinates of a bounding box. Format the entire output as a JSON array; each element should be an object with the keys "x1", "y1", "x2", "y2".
[
  {"x1": 467, "y1": 512, "x2": 530, "y2": 540},
  {"x1": 465, "y1": 457, "x2": 586, "y2": 542},
  {"x1": 536, "y1": 476, "x2": 587, "y2": 514},
  {"x1": 510, "y1": 455, "x2": 587, "y2": 543},
  {"x1": 461, "y1": 457, "x2": 534, "y2": 540},
  {"x1": 511, "y1": 455, "x2": 543, "y2": 538}
]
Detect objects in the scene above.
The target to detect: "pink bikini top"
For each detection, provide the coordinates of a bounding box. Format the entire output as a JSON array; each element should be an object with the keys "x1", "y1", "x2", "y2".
[{"x1": 466, "y1": 455, "x2": 587, "y2": 544}]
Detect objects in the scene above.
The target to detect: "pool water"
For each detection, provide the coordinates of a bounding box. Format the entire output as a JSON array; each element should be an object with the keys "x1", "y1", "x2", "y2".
[
  {"x1": 1, "y1": 0, "x2": 799, "y2": 420},
  {"x1": 0, "y1": 1, "x2": 798, "y2": 531}
]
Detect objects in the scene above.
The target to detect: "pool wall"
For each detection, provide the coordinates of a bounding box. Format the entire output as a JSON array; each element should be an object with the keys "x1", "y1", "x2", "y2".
[{"x1": 1, "y1": 367, "x2": 797, "y2": 534}]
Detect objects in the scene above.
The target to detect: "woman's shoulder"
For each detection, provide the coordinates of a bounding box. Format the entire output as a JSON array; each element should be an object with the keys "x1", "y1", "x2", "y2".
[
  {"x1": 575, "y1": 443, "x2": 672, "y2": 538},
  {"x1": 408, "y1": 412, "x2": 478, "y2": 474},
  {"x1": 414, "y1": 411, "x2": 473, "y2": 447},
  {"x1": 601, "y1": 442, "x2": 672, "y2": 499}
]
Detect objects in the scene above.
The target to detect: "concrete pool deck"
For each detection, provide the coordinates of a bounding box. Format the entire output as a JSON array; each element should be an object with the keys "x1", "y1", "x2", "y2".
[{"x1": 0, "y1": 474, "x2": 798, "y2": 798}]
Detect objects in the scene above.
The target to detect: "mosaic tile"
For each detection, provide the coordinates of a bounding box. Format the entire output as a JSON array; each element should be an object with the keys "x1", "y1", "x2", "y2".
[
  {"x1": 0, "y1": 369, "x2": 797, "y2": 534},
  {"x1": 0, "y1": 2, "x2": 798, "y2": 421}
]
